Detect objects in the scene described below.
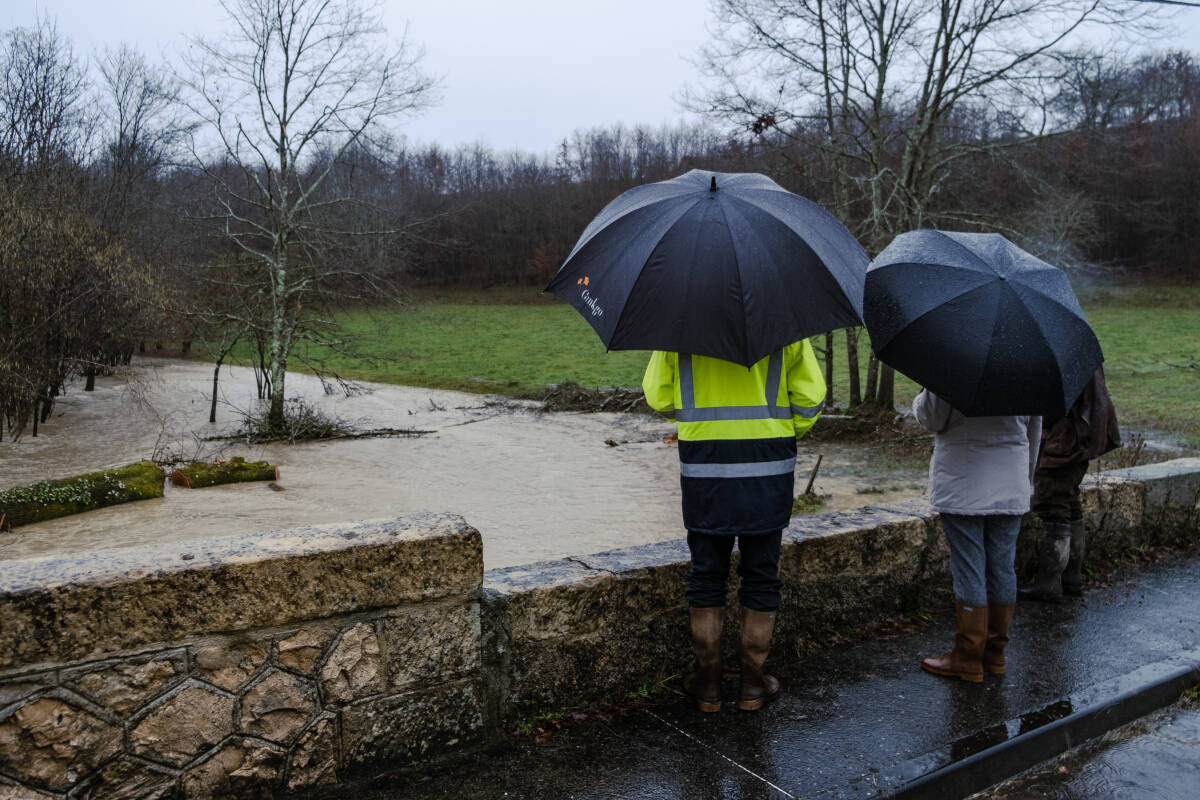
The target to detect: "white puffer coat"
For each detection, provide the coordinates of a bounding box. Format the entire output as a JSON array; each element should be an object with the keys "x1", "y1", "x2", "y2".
[{"x1": 913, "y1": 389, "x2": 1042, "y2": 516}]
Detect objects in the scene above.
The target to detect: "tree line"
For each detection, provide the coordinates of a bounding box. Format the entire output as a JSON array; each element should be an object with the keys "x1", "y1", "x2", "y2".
[{"x1": 2, "y1": 0, "x2": 1197, "y2": 440}]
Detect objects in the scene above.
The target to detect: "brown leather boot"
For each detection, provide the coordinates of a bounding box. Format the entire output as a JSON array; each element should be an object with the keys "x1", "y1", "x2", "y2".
[
  {"x1": 737, "y1": 607, "x2": 780, "y2": 711},
  {"x1": 921, "y1": 601, "x2": 987, "y2": 683},
  {"x1": 983, "y1": 603, "x2": 1015, "y2": 675},
  {"x1": 686, "y1": 606, "x2": 723, "y2": 713}
]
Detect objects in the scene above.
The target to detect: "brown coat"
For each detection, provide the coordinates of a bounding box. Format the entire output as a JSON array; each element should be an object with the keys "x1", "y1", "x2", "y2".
[{"x1": 1037, "y1": 365, "x2": 1121, "y2": 469}]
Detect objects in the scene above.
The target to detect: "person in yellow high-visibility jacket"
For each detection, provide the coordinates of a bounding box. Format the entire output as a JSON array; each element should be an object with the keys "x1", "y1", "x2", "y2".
[{"x1": 642, "y1": 340, "x2": 825, "y2": 712}]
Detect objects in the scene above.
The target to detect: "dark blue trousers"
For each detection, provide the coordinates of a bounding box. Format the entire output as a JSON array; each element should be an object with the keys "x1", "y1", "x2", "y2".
[{"x1": 685, "y1": 530, "x2": 783, "y2": 612}]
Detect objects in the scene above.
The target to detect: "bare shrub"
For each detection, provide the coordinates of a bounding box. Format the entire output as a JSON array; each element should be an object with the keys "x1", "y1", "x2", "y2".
[{"x1": 230, "y1": 398, "x2": 357, "y2": 445}]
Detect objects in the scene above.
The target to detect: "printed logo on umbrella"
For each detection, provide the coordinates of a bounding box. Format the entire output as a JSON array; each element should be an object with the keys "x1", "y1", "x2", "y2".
[{"x1": 577, "y1": 276, "x2": 604, "y2": 317}]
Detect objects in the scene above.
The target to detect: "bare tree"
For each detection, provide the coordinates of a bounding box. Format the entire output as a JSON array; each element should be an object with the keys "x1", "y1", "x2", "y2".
[
  {"x1": 697, "y1": 0, "x2": 1156, "y2": 240},
  {"x1": 691, "y1": 0, "x2": 1156, "y2": 409},
  {"x1": 0, "y1": 191, "x2": 157, "y2": 440},
  {"x1": 177, "y1": 0, "x2": 437, "y2": 430},
  {"x1": 0, "y1": 15, "x2": 91, "y2": 179},
  {"x1": 94, "y1": 44, "x2": 188, "y2": 239},
  {"x1": 1043, "y1": 48, "x2": 1200, "y2": 272}
]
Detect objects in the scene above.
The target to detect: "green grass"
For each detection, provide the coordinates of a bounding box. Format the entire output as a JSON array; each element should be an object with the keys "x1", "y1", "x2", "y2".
[
  {"x1": 1077, "y1": 284, "x2": 1200, "y2": 445},
  {"x1": 271, "y1": 295, "x2": 921, "y2": 402},
  {"x1": 205, "y1": 283, "x2": 1200, "y2": 443},
  {"x1": 791, "y1": 492, "x2": 830, "y2": 514},
  {"x1": 283, "y1": 301, "x2": 651, "y2": 396},
  {"x1": 816, "y1": 331, "x2": 921, "y2": 412}
]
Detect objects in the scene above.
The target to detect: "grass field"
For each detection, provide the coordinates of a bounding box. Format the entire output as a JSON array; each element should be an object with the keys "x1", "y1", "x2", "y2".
[
  {"x1": 215, "y1": 283, "x2": 1200, "y2": 444},
  {"x1": 1075, "y1": 285, "x2": 1200, "y2": 445}
]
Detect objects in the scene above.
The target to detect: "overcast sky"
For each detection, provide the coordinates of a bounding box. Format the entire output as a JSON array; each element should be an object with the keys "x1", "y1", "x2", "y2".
[{"x1": 6, "y1": 1, "x2": 1200, "y2": 157}]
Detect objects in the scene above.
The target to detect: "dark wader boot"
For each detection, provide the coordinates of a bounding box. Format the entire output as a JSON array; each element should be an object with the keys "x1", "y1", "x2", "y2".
[
  {"x1": 1018, "y1": 521, "x2": 1071, "y2": 603},
  {"x1": 1062, "y1": 518, "x2": 1087, "y2": 596}
]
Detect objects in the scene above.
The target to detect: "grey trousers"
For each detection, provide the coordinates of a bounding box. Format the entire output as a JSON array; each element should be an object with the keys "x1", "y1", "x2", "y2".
[{"x1": 941, "y1": 513, "x2": 1021, "y2": 606}]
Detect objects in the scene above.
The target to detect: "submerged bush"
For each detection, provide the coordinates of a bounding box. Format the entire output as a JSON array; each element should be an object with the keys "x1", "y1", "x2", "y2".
[{"x1": 232, "y1": 398, "x2": 356, "y2": 444}]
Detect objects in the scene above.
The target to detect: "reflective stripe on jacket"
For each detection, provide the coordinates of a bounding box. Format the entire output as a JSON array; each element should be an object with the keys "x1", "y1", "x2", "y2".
[
  {"x1": 642, "y1": 340, "x2": 826, "y2": 535},
  {"x1": 641, "y1": 340, "x2": 826, "y2": 443}
]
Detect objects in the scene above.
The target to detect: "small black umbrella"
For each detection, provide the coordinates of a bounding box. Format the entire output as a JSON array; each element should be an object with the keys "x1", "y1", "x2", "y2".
[
  {"x1": 863, "y1": 230, "x2": 1102, "y2": 417},
  {"x1": 545, "y1": 169, "x2": 867, "y2": 366}
]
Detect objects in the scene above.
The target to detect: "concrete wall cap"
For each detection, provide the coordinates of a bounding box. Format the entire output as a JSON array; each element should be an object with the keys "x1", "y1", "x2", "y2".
[
  {"x1": 1099, "y1": 457, "x2": 1200, "y2": 482},
  {"x1": 0, "y1": 514, "x2": 472, "y2": 594}
]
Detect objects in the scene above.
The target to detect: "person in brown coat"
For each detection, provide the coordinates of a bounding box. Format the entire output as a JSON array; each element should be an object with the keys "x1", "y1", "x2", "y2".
[{"x1": 1019, "y1": 365, "x2": 1121, "y2": 603}]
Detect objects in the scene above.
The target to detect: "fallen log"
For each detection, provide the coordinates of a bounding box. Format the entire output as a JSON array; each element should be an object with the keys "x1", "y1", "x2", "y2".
[
  {"x1": 171, "y1": 456, "x2": 279, "y2": 489},
  {"x1": 0, "y1": 461, "x2": 166, "y2": 529}
]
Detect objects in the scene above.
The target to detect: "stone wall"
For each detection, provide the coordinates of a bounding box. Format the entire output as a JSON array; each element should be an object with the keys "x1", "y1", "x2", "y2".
[
  {"x1": 2, "y1": 459, "x2": 1197, "y2": 797},
  {"x1": 482, "y1": 500, "x2": 952, "y2": 714},
  {"x1": 0, "y1": 514, "x2": 484, "y2": 799},
  {"x1": 484, "y1": 458, "x2": 1200, "y2": 715}
]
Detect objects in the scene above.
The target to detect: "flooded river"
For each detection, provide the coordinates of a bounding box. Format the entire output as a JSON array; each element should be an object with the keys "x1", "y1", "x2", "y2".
[{"x1": 0, "y1": 359, "x2": 925, "y2": 569}]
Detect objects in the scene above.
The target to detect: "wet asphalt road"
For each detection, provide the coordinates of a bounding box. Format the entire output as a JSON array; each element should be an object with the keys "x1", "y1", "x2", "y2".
[{"x1": 285, "y1": 546, "x2": 1200, "y2": 800}]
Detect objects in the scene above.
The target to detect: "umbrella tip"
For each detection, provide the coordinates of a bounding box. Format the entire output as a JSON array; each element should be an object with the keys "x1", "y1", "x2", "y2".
[{"x1": 710, "y1": 175, "x2": 717, "y2": 192}]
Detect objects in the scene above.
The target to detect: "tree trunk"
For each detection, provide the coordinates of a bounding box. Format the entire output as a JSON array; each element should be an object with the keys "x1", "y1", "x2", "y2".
[
  {"x1": 823, "y1": 331, "x2": 835, "y2": 407},
  {"x1": 268, "y1": 343, "x2": 287, "y2": 431},
  {"x1": 253, "y1": 337, "x2": 271, "y2": 400},
  {"x1": 0, "y1": 461, "x2": 166, "y2": 528},
  {"x1": 877, "y1": 364, "x2": 895, "y2": 411},
  {"x1": 268, "y1": 393, "x2": 286, "y2": 430},
  {"x1": 85, "y1": 368, "x2": 96, "y2": 391},
  {"x1": 865, "y1": 351, "x2": 880, "y2": 408},
  {"x1": 171, "y1": 456, "x2": 278, "y2": 488},
  {"x1": 31, "y1": 402, "x2": 39, "y2": 437},
  {"x1": 210, "y1": 357, "x2": 223, "y2": 424},
  {"x1": 846, "y1": 327, "x2": 862, "y2": 407}
]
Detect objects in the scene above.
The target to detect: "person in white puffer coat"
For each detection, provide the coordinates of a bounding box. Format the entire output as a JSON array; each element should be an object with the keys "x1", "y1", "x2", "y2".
[{"x1": 913, "y1": 388, "x2": 1041, "y2": 683}]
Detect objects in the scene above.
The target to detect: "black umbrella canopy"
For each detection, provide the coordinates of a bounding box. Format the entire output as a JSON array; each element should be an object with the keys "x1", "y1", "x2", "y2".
[
  {"x1": 864, "y1": 230, "x2": 1102, "y2": 417},
  {"x1": 546, "y1": 169, "x2": 868, "y2": 366}
]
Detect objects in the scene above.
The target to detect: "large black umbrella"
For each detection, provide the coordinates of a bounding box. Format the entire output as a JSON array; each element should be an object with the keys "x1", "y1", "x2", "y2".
[
  {"x1": 863, "y1": 229, "x2": 1102, "y2": 417},
  {"x1": 545, "y1": 169, "x2": 868, "y2": 366}
]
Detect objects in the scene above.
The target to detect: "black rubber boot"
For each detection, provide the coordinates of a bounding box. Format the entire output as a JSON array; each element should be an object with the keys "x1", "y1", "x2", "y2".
[
  {"x1": 1018, "y1": 521, "x2": 1071, "y2": 603},
  {"x1": 1062, "y1": 518, "x2": 1087, "y2": 596}
]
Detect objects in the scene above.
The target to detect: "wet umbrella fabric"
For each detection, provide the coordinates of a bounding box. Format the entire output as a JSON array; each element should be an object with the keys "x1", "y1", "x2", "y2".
[
  {"x1": 863, "y1": 230, "x2": 1102, "y2": 417},
  {"x1": 545, "y1": 169, "x2": 868, "y2": 367}
]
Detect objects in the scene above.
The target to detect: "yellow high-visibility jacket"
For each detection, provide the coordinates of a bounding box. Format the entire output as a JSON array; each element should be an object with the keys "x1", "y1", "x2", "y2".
[{"x1": 642, "y1": 340, "x2": 826, "y2": 535}]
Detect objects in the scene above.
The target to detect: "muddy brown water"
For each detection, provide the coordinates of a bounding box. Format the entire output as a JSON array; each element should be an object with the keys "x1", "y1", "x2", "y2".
[{"x1": 0, "y1": 359, "x2": 926, "y2": 569}]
